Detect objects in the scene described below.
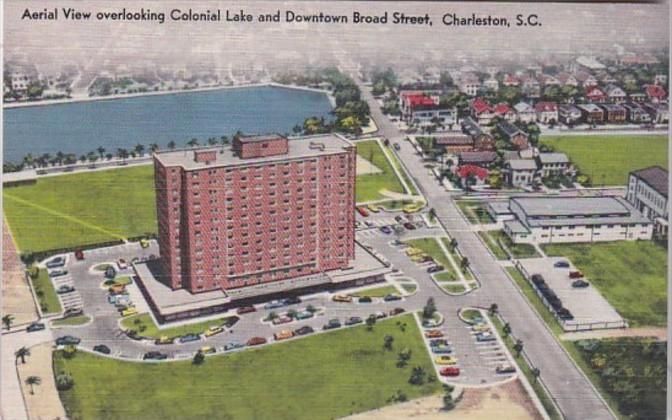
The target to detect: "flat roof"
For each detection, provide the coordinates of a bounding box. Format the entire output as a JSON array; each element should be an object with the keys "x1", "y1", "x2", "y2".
[
  {"x1": 504, "y1": 219, "x2": 529, "y2": 234},
  {"x1": 487, "y1": 200, "x2": 512, "y2": 214},
  {"x1": 509, "y1": 159, "x2": 537, "y2": 170},
  {"x1": 154, "y1": 134, "x2": 353, "y2": 171},
  {"x1": 237, "y1": 134, "x2": 287, "y2": 143},
  {"x1": 538, "y1": 153, "x2": 569, "y2": 164},
  {"x1": 512, "y1": 196, "x2": 632, "y2": 217}
]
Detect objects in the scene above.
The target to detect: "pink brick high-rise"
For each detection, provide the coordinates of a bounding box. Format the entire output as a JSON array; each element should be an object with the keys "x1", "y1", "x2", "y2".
[{"x1": 153, "y1": 134, "x2": 356, "y2": 294}]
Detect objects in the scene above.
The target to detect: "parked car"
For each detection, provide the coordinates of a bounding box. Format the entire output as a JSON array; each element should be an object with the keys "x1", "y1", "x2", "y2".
[
  {"x1": 247, "y1": 337, "x2": 267, "y2": 346},
  {"x1": 405, "y1": 247, "x2": 423, "y2": 257},
  {"x1": 496, "y1": 364, "x2": 516, "y2": 374},
  {"x1": 294, "y1": 310, "x2": 313, "y2": 320},
  {"x1": 435, "y1": 355, "x2": 458, "y2": 365},
  {"x1": 283, "y1": 296, "x2": 302, "y2": 305},
  {"x1": 367, "y1": 204, "x2": 381, "y2": 213},
  {"x1": 420, "y1": 255, "x2": 434, "y2": 263},
  {"x1": 427, "y1": 265, "x2": 444, "y2": 273},
  {"x1": 264, "y1": 300, "x2": 286, "y2": 310},
  {"x1": 74, "y1": 249, "x2": 85, "y2": 260},
  {"x1": 108, "y1": 284, "x2": 127, "y2": 295},
  {"x1": 120, "y1": 307, "x2": 138, "y2": 317},
  {"x1": 179, "y1": 334, "x2": 201, "y2": 343},
  {"x1": 26, "y1": 322, "x2": 45, "y2": 333},
  {"x1": 356, "y1": 206, "x2": 369, "y2": 217},
  {"x1": 294, "y1": 326, "x2": 315, "y2": 336},
  {"x1": 394, "y1": 215, "x2": 405, "y2": 223},
  {"x1": 117, "y1": 259, "x2": 128, "y2": 270},
  {"x1": 56, "y1": 285, "x2": 75, "y2": 294},
  {"x1": 63, "y1": 308, "x2": 83, "y2": 318},
  {"x1": 236, "y1": 306, "x2": 256, "y2": 315},
  {"x1": 430, "y1": 338, "x2": 449, "y2": 346},
  {"x1": 93, "y1": 344, "x2": 111, "y2": 354},
  {"x1": 274, "y1": 330, "x2": 294, "y2": 341},
  {"x1": 569, "y1": 270, "x2": 584, "y2": 279},
  {"x1": 424, "y1": 330, "x2": 444, "y2": 338},
  {"x1": 572, "y1": 280, "x2": 590, "y2": 288},
  {"x1": 403, "y1": 222, "x2": 417, "y2": 230},
  {"x1": 323, "y1": 318, "x2": 342, "y2": 330},
  {"x1": 374, "y1": 311, "x2": 387, "y2": 319},
  {"x1": 46, "y1": 256, "x2": 66, "y2": 268},
  {"x1": 440, "y1": 367, "x2": 460, "y2": 377},
  {"x1": 204, "y1": 326, "x2": 224, "y2": 337},
  {"x1": 358, "y1": 296, "x2": 372, "y2": 303},
  {"x1": 384, "y1": 294, "x2": 401, "y2": 302},
  {"x1": 55, "y1": 336, "x2": 81, "y2": 346},
  {"x1": 194, "y1": 348, "x2": 215, "y2": 357},
  {"x1": 476, "y1": 332, "x2": 496, "y2": 342},
  {"x1": 224, "y1": 342, "x2": 245, "y2": 351},
  {"x1": 332, "y1": 294, "x2": 353, "y2": 303},
  {"x1": 143, "y1": 351, "x2": 168, "y2": 360},
  {"x1": 49, "y1": 269, "x2": 68, "y2": 278},
  {"x1": 553, "y1": 260, "x2": 570, "y2": 268},
  {"x1": 140, "y1": 239, "x2": 150, "y2": 248},
  {"x1": 345, "y1": 316, "x2": 363, "y2": 326},
  {"x1": 379, "y1": 226, "x2": 392, "y2": 234},
  {"x1": 393, "y1": 143, "x2": 401, "y2": 151},
  {"x1": 272, "y1": 316, "x2": 292, "y2": 325},
  {"x1": 155, "y1": 336, "x2": 175, "y2": 345},
  {"x1": 389, "y1": 308, "x2": 405, "y2": 316},
  {"x1": 531, "y1": 274, "x2": 544, "y2": 283}
]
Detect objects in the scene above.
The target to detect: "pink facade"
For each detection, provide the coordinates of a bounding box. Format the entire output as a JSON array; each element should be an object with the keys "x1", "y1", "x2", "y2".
[{"x1": 154, "y1": 134, "x2": 356, "y2": 294}]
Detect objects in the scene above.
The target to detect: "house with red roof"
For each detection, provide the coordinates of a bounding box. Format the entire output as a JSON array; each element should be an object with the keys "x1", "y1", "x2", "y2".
[
  {"x1": 534, "y1": 102, "x2": 559, "y2": 124},
  {"x1": 456, "y1": 164, "x2": 489, "y2": 185},
  {"x1": 503, "y1": 74, "x2": 520, "y2": 87},
  {"x1": 574, "y1": 71, "x2": 598, "y2": 88},
  {"x1": 470, "y1": 97, "x2": 496, "y2": 125},
  {"x1": 399, "y1": 91, "x2": 458, "y2": 128},
  {"x1": 493, "y1": 103, "x2": 516, "y2": 121},
  {"x1": 585, "y1": 86, "x2": 607, "y2": 102},
  {"x1": 645, "y1": 85, "x2": 668, "y2": 103}
]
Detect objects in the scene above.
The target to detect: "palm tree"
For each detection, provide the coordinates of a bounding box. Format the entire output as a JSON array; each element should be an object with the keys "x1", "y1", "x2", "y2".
[
  {"x1": 2, "y1": 314, "x2": 14, "y2": 330},
  {"x1": 116, "y1": 148, "x2": 128, "y2": 161},
  {"x1": 186, "y1": 138, "x2": 199, "y2": 148},
  {"x1": 55, "y1": 151, "x2": 65, "y2": 166},
  {"x1": 532, "y1": 367, "x2": 540, "y2": 383},
  {"x1": 488, "y1": 303, "x2": 498, "y2": 317},
  {"x1": 449, "y1": 238, "x2": 458, "y2": 252},
  {"x1": 409, "y1": 366, "x2": 426, "y2": 385},
  {"x1": 233, "y1": 130, "x2": 243, "y2": 142},
  {"x1": 15, "y1": 346, "x2": 30, "y2": 364},
  {"x1": 383, "y1": 335, "x2": 394, "y2": 351},
  {"x1": 97, "y1": 146, "x2": 106, "y2": 159},
  {"x1": 55, "y1": 372, "x2": 74, "y2": 390},
  {"x1": 503, "y1": 322, "x2": 512, "y2": 338},
  {"x1": 25, "y1": 376, "x2": 41, "y2": 395},
  {"x1": 513, "y1": 339, "x2": 524, "y2": 357},
  {"x1": 134, "y1": 143, "x2": 145, "y2": 156},
  {"x1": 460, "y1": 257, "x2": 470, "y2": 273},
  {"x1": 208, "y1": 137, "x2": 218, "y2": 146},
  {"x1": 149, "y1": 143, "x2": 159, "y2": 154},
  {"x1": 167, "y1": 141, "x2": 177, "y2": 150},
  {"x1": 22, "y1": 153, "x2": 34, "y2": 168},
  {"x1": 366, "y1": 314, "x2": 377, "y2": 331},
  {"x1": 220, "y1": 135, "x2": 229, "y2": 145}
]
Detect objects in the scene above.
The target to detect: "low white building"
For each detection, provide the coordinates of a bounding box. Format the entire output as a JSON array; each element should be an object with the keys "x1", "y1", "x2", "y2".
[
  {"x1": 502, "y1": 196, "x2": 653, "y2": 244},
  {"x1": 627, "y1": 166, "x2": 668, "y2": 236},
  {"x1": 506, "y1": 159, "x2": 537, "y2": 187},
  {"x1": 514, "y1": 102, "x2": 537, "y2": 123},
  {"x1": 537, "y1": 153, "x2": 570, "y2": 177}
]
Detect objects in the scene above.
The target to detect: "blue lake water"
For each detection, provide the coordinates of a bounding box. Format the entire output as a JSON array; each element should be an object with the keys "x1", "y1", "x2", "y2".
[{"x1": 3, "y1": 86, "x2": 333, "y2": 163}]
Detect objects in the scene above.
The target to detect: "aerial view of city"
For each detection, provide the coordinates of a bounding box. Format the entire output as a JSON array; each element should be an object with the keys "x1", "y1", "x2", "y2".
[{"x1": 1, "y1": 1, "x2": 669, "y2": 420}]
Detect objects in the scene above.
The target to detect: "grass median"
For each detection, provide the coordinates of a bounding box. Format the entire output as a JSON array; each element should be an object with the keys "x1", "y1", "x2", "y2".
[
  {"x1": 120, "y1": 313, "x2": 238, "y2": 339},
  {"x1": 29, "y1": 268, "x2": 61, "y2": 315}
]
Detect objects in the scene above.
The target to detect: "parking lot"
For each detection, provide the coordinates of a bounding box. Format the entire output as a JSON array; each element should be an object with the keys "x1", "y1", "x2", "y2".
[{"x1": 518, "y1": 257, "x2": 626, "y2": 330}]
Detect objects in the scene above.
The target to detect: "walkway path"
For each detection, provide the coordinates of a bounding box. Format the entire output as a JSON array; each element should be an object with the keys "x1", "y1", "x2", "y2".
[{"x1": 560, "y1": 327, "x2": 666, "y2": 341}]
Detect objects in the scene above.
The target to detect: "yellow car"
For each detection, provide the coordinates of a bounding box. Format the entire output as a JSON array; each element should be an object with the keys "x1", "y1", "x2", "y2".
[
  {"x1": 367, "y1": 204, "x2": 381, "y2": 213},
  {"x1": 200, "y1": 346, "x2": 216, "y2": 354},
  {"x1": 204, "y1": 326, "x2": 224, "y2": 337},
  {"x1": 410, "y1": 254, "x2": 428, "y2": 263},
  {"x1": 403, "y1": 204, "x2": 423, "y2": 214},
  {"x1": 155, "y1": 336, "x2": 173, "y2": 345},
  {"x1": 435, "y1": 355, "x2": 458, "y2": 365},
  {"x1": 405, "y1": 247, "x2": 423, "y2": 257},
  {"x1": 332, "y1": 294, "x2": 353, "y2": 303},
  {"x1": 140, "y1": 239, "x2": 150, "y2": 248},
  {"x1": 121, "y1": 307, "x2": 138, "y2": 317},
  {"x1": 472, "y1": 324, "x2": 491, "y2": 333}
]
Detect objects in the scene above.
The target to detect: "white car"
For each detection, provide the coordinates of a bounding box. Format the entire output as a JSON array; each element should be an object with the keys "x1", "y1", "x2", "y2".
[{"x1": 117, "y1": 259, "x2": 128, "y2": 270}]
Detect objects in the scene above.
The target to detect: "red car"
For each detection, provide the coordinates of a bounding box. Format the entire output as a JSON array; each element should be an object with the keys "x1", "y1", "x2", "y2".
[
  {"x1": 403, "y1": 222, "x2": 416, "y2": 230},
  {"x1": 246, "y1": 337, "x2": 267, "y2": 346},
  {"x1": 74, "y1": 249, "x2": 85, "y2": 260},
  {"x1": 236, "y1": 306, "x2": 256, "y2": 315},
  {"x1": 356, "y1": 206, "x2": 369, "y2": 217},
  {"x1": 440, "y1": 367, "x2": 460, "y2": 377},
  {"x1": 569, "y1": 270, "x2": 584, "y2": 279}
]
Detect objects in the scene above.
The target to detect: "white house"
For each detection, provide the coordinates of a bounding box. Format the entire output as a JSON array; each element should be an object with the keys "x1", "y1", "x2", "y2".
[
  {"x1": 536, "y1": 153, "x2": 570, "y2": 177},
  {"x1": 627, "y1": 166, "x2": 668, "y2": 236},
  {"x1": 506, "y1": 159, "x2": 537, "y2": 187},
  {"x1": 514, "y1": 102, "x2": 537, "y2": 123}
]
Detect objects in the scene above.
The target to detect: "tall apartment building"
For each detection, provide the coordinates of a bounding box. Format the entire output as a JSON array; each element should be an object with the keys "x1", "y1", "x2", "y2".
[{"x1": 153, "y1": 133, "x2": 357, "y2": 294}]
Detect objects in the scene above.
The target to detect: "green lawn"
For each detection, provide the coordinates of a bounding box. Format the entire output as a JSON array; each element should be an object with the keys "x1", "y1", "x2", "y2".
[
  {"x1": 442, "y1": 284, "x2": 465, "y2": 294},
  {"x1": 355, "y1": 140, "x2": 406, "y2": 202},
  {"x1": 404, "y1": 237, "x2": 455, "y2": 275},
  {"x1": 54, "y1": 314, "x2": 440, "y2": 420},
  {"x1": 542, "y1": 241, "x2": 667, "y2": 327},
  {"x1": 52, "y1": 315, "x2": 90, "y2": 327},
  {"x1": 440, "y1": 238, "x2": 474, "y2": 280},
  {"x1": 349, "y1": 285, "x2": 399, "y2": 297},
  {"x1": 455, "y1": 201, "x2": 494, "y2": 224},
  {"x1": 433, "y1": 272, "x2": 456, "y2": 282},
  {"x1": 29, "y1": 268, "x2": 61, "y2": 315},
  {"x1": 492, "y1": 315, "x2": 561, "y2": 420},
  {"x1": 541, "y1": 135, "x2": 668, "y2": 186},
  {"x1": 384, "y1": 144, "x2": 418, "y2": 195},
  {"x1": 3, "y1": 165, "x2": 157, "y2": 253},
  {"x1": 401, "y1": 284, "x2": 417, "y2": 293},
  {"x1": 478, "y1": 231, "x2": 510, "y2": 260},
  {"x1": 479, "y1": 231, "x2": 539, "y2": 260},
  {"x1": 121, "y1": 313, "x2": 238, "y2": 339}
]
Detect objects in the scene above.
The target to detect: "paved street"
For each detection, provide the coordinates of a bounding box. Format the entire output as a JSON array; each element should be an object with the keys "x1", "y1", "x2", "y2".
[{"x1": 356, "y1": 76, "x2": 615, "y2": 419}]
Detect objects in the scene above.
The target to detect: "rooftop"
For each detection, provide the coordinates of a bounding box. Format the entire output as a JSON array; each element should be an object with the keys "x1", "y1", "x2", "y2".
[
  {"x1": 498, "y1": 120, "x2": 526, "y2": 137},
  {"x1": 458, "y1": 151, "x2": 497, "y2": 164},
  {"x1": 508, "y1": 159, "x2": 537, "y2": 170},
  {"x1": 631, "y1": 166, "x2": 668, "y2": 198},
  {"x1": 154, "y1": 134, "x2": 353, "y2": 171},
  {"x1": 538, "y1": 153, "x2": 569, "y2": 164}
]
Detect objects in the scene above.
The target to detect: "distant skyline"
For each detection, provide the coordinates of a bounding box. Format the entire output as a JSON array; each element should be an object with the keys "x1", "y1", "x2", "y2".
[{"x1": 5, "y1": 1, "x2": 670, "y2": 74}]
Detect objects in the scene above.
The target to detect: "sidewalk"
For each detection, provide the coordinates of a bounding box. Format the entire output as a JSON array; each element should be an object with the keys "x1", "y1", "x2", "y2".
[{"x1": 16, "y1": 343, "x2": 67, "y2": 420}]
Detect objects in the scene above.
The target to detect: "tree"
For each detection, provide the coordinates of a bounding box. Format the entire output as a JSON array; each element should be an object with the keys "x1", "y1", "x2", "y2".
[
  {"x1": 422, "y1": 298, "x2": 436, "y2": 320},
  {"x1": 193, "y1": 350, "x2": 205, "y2": 365},
  {"x1": 408, "y1": 366, "x2": 427, "y2": 385},
  {"x1": 389, "y1": 389, "x2": 408, "y2": 403},
  {"x1": 532, "y1": 367, "x2": 540, "y2": 383},
  {"x1": 167, "y1": 140, "x2": 177, "y2": 150},
  {"x1": 503, "y1": 322, "x2": 512, "y2": 338},
  {"x1": 149, "y1": 143, "x2": 159, "y2": 154},
  {"x1": 55, "y1": 372, "x2": 74, "y2": 391},
  {"x1": 2, "y1": 314, "x2": 14, "y2": 331},
  {"x1": 449, "y1": 238, "x2": 458, "y2": 252},
  {"x1": 96, "y1": 146, "x2": 106, "y2": 159},
  {"x1": 428, "y1": 208, "x2": 437, "y2": 222},
  {"x1": 460, "y1": 257, "x2": 470, "y2": 273},
  {"x1": 488, "y1": 303, "x2": 498, "y2": 317},
  {"x1": 384, "y1": 335, "x2": 394, "y2": 351},
  {"x1": 208, "y1": 137, "x2": 218, "y2": 146},
  {"x1": 187, "y1": 138, "x2": 199, "y2": 148},
  {"x1": 397, "y1": 348, "x2": 412, "y2": 368},
  {"x1": 266, "y1": 311, "x2": 278, "y2": 322},
  {"x1": 442, "y1": 391, "x2": 456, "y2": 411},
  {"x1": 15, "y1": 347, "x2": 30, "y2": 364},
  {"x1": 134, "y1": 143, "x2": 145, "y2": 156},
  {"x1": 513, "y1": 339, "x2": 524, "y2": 357},
  {"x1": 25, "y1": 376, "x2": 41, "y2": 395},
  {"x1": 366, "y1": 314, "x2": 377, "y2": 331}
]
